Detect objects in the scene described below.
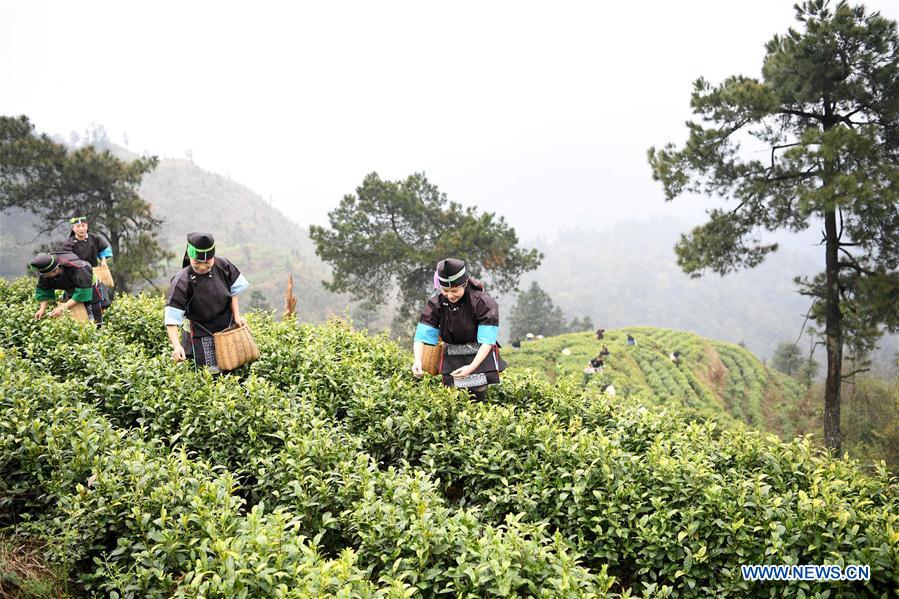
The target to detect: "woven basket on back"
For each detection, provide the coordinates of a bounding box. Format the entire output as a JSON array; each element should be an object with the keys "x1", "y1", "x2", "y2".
[
  {"x1": 94, "y1": 264, "x2": 115, "y2": 288},
  {"x1": 58, "y1": 301, "x2": 89, "y2": 322},
  {"x1": 213, "y1": 323, "x2": 260, "y2": 371},
  {"x1": 421, "y1": 340, "x2": 443, "y2": 376}
]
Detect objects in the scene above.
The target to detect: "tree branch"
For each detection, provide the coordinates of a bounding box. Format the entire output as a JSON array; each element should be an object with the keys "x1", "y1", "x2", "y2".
[
  {"x1": 779, "y1": 108, "x2": 825, "y2": 121},
  {"x1": 838, "y1": 207, "x2": 844, "y2": 241},
  {"x1": 769, "y1": 142, "x2": 805, "y2": 171},
  {"x1": 139, "y1": 270, "x2": 161, "y2": 292},
  {"x1": 759, "y1": 167, "x2": 820, "y2": 183},
  {"x1": 842, "y1": 367, "x2": 870, "y2": 380},
  {"x1": 794, "y1": 301, "x2": 817, "y2": 346},
  {"x1": 730, "y1": 200, "x2": 748, "y2": 215},
  {"x1": 837, "y1": 247, "x2": 877, "y2": 276}
]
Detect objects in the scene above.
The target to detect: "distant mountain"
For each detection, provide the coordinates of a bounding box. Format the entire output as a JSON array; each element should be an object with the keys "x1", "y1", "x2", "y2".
[
  {"x1": 2, "y1": 146, "x2": 895, "y2": 363},
  {"x1": 510, "y1": 219, "x2": 829, "y2": 360},
  {"x1": 0, "y1": 143, "x2": 348, "y2": 323}
]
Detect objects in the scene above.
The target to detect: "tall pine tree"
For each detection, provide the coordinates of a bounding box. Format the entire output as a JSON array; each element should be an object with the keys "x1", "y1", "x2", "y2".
[{"x1": 648, "y1": 1, "x2": 899, "y2": 453}]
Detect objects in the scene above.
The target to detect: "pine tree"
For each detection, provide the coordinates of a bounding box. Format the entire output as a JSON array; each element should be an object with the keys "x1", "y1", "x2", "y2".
[{"x1": 649, "y1": 1, "x2": 899, "y2": 453}]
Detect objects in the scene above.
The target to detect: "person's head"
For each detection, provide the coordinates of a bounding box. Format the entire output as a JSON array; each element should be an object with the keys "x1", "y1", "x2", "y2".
[
  {"x1": 182, "y1": 232, "x2": 216, "y2": 270},
  {"x1": 70, "y1": 216, "x2": 88, "y2": 239},
  {"x1": 435, "y1": 258, "x2": 469, "y2": 303},
  {"x1": 29, "y1": 253, "x2": 61, "y2": 277}
]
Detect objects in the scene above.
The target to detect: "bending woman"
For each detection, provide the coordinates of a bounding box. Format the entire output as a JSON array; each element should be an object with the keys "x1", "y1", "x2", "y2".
[
  {"x1": 412, "y1": 258, "x2": 505, "y2": 400},
  {"x1": 30, "y1": 252, "x2": 104, "y2": 325}
]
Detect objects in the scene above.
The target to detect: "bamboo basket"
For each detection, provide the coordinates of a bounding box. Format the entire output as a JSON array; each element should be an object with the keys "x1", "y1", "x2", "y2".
[
  {"x1": 213, "y1": 323, "x2": 260, "y2": 371},
  {"x1": 58, "y1": 301, "x2": 89, "y2": 322},
  {"x1": 94, "y1": 264, "x2": 115, "y2": 288},
  {"x1": 421, "y1": 340, "x2": 443, "y2": 376}
]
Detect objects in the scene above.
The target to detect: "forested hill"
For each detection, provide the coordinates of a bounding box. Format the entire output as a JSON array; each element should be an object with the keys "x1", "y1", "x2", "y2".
[
  {"x1": 517, "y1": 220, "x2": 823, "y2": 360},
  {"x1": 508, "y1": 327, "x2": 815, "y2": 442},
  {"x1": 134, "y1": 151, "x2": 344, "y2": 321},
  {"x1": 0, "y1": 143, "x2": 347, "y2": 322}
]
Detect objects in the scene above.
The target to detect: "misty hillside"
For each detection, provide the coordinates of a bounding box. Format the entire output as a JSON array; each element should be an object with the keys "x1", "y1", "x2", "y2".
[
  {"x1": 2, "y1": 146, "x2": 896, "y2": 366},
  {"x1": 0, "y1": 144, "x2": 347, "y2": 323},
  {"x1": 516, "y1": 220, "x2": 826, "y2": 359},
  {"x1": 507, "y1": 326, "x2": 814, "y2": 441}
]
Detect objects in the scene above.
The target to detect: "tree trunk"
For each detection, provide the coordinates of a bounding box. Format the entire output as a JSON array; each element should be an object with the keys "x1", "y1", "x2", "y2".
[
  {"x1": 110, "y1": 228, "x2": 126, "y2": 292},
  {"x1": 823, "y1": 208, "x2": 842, "y2": 454}
]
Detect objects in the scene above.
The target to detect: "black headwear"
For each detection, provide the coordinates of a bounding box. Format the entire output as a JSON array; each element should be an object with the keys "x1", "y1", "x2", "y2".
[
  {"x1": 436, "y1": 258, "x2": 469, "y2": 289},
  {"x1": 182, "y1": 232, "x2": 216, "y2": 267},
  {"x1": 29, "y1": 253, "x2": 58, "y2": 274}
]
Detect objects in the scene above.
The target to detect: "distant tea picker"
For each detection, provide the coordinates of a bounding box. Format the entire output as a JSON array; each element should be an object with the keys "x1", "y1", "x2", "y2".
[
  {"x1": 412, "y1": 258, "x2": 506, "y2": 400},
  {"x1": 61, "y1": 214, "x2": 115, "y2": 289},
  {"x1": 60, "y1": 215, "x2": 112, "y2": 267},
  {"x1": 164, "y1": 232, "x2": 254, "y2": 373}
]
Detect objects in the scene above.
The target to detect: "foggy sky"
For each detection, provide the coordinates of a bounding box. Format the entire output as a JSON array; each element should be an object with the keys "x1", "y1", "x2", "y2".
[{"x1": 2, "y1": 0, "x2": 896, "y2": 239}]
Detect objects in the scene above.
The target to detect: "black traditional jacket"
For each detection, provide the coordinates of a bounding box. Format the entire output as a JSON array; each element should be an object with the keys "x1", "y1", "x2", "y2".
[
  {"x1": 35, "y1": 253, "x2": 95, "y2": 303},
  {"x1": 61, "y1": 233, "x2": 111, "y2": 267},
  {"x1": 415, "y1": 282, "x2": 500, "y2": 346},
  {"x1": 164, "y1": 257, "x2": 246, "y2": 337}
]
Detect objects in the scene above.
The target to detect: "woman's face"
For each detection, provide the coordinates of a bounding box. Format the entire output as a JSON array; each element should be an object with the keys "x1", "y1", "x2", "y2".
[
  {"x1": 440, "y1": 282, "x2": 466, "y2": 303},
  {"x1": 190, "y1": 257, "x2": 215, "y2": 274},
  {"x1": 72, "y1": 222, "x2": 88, "y2": 239}
]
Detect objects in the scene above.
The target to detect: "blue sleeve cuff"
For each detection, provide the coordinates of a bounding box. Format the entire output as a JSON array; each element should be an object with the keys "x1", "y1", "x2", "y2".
[
  {"x1": 414, "y1": 322, "x2": 440, "y2": 345},
  {"x1": 477, "y1": 325, "x2": 499, "y2": 345},
  {"x1": 164, "y1": 306, "x2": 185, "y2": 326},
  {"x1": 230, "y1": 274, "x2": 249, "y2": 296},
  {"x1": 98, "y1": 247, "x2": 113, "y2": 259}
]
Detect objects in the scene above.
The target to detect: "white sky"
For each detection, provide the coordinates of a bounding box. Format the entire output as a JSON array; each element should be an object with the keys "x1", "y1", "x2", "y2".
[{"x1": 2, "y1": 0, "x2": 896, "y2": 238}]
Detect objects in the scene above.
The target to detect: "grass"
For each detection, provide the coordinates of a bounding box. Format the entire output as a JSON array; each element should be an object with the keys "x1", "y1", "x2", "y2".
[{"x1": 0, "y1": 534, "x2": 72, "y2": 598}]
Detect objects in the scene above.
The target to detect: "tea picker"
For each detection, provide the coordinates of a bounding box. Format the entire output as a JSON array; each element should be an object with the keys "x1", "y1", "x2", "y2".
[
  {"x1": 60, "y1": 214, "x2": 115, "y2": 289},
  {"x1": 164, "y1": 232, "x2": 256, "y2": 373},
  {"x1": 411, "y1": 258, "x2": 506, "y2": 401},
  {"x1": 30, "y1": 252, "x2": 105, "y2": 326},
  {"x1": 60, "y1": 215, "x2": 112, "y2": 267}
]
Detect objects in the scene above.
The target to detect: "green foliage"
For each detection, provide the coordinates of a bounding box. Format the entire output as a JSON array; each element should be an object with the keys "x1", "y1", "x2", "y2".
[
  {"x1": 770, "y1": 342, "x2": 803, "y2": 377},
  {"x1": 840, "y1": 377, "x2": 899, "y2": 472},
  {"x1": 309, "y1": 172, "x2": 542, "y2": 323},
  {"x1": 0, "y1": 277, "x2": 609, "y2": 597},
  {"x1": 1, "y1": 276, "x2": 897, "y2": 597},
  {"x1": 510, "y1": 281, "x2": 569, "y2": 339},
  {"x1": 0, "y1": 115, "x2": 173, "y2": 292}
]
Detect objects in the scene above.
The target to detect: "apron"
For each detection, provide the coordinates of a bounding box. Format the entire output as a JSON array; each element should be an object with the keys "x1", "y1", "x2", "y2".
[{"x1": 440, "y1": 342, "x2": 506, "y2": 389}]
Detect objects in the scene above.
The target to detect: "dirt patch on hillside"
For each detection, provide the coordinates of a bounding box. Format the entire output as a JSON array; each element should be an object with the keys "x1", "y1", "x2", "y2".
[
  {"x1": 761, "y1": 380, "x2": 779, "y2": 436},
  {"x1": 697, "y1": 345, "x2": 729, "y2": 404}
]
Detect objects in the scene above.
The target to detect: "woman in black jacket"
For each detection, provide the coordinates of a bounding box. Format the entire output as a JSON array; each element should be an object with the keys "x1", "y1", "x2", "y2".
[
  {"x1": 411, "y1": 258, "x2": 505, "y2": 400},
  {"x1": 163, "y1": 232, "x2": 249, "y2": 373}
]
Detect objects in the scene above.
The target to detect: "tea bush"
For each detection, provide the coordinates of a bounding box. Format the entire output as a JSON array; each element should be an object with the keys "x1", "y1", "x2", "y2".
[
  {"x1": 0, "y1": 281, "x2": 613, "y2": 597},
  {"x1": 1, "y1": 277, "x2": 896, "y2": 597},
  {"x1": 0, "y1": 355, "x2": 384, "y2": 598}
]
